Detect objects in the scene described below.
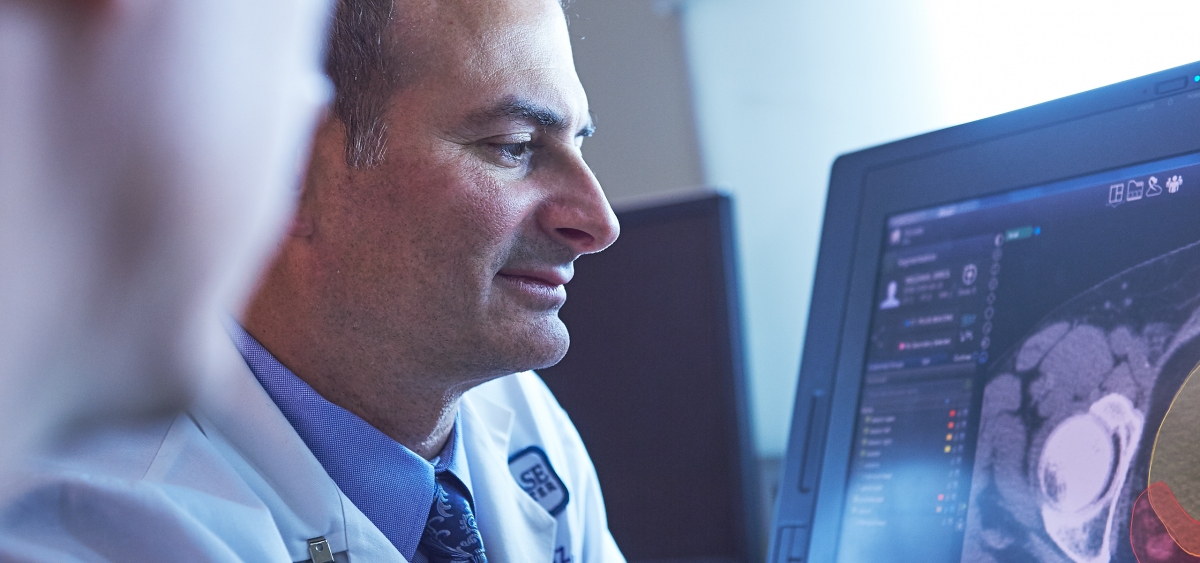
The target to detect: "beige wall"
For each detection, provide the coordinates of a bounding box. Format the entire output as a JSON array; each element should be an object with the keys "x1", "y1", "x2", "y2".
[{"x1": 566, "y1": 0, "x2": 704, "y2": 203}]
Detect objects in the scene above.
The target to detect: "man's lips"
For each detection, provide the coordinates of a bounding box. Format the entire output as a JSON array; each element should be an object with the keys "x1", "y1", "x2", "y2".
[
  {"x1": 495, "y1": 268, "x2": 571, "y2": 286},
  {"x1": 495, "y1": 267, "x2": 570, "y2": 309}
]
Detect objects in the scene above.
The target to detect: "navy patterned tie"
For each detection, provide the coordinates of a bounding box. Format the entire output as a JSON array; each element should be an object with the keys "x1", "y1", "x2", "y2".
[{"x1": 418, "y1": 472, "x2": 487, "y2": 563}]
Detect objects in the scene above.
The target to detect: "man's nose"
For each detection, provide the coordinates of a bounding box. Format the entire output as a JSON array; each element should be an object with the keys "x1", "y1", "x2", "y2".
[{"x1": 540, "y1": 153, "x2": 620, "y2": 257}]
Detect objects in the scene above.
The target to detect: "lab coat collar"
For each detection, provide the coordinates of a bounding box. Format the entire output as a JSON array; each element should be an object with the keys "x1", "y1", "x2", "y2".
[{"x1": 460, "y1": 386, "x2": 558, "y2": 562}]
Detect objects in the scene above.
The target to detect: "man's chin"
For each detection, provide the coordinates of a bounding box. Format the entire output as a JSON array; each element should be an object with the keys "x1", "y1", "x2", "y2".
[{"x1": 491, "y1": 315, "x2": 570, "y2": 373}]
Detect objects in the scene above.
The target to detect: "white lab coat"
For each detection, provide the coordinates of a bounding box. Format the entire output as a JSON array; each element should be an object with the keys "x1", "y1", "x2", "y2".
[{"x1": 0, "y1": 335, "x2": 626, "y2": 563}]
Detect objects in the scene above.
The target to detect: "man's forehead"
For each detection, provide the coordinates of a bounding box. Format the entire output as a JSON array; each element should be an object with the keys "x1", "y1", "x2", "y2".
[
  {"x1": 403, "y1": 0, "x2": 565, "y2": 43},
  {"x1": 417, "y1": 0, "x2": 571, "y2": 69},
  {"x1": 397, "y1": 0, "x2": 588, "y2": 131}
]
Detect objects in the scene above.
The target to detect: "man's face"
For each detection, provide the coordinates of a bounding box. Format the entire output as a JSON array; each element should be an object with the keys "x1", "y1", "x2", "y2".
[{"x1": 304, "y1": 0, "x2": 618, "y2": 382}]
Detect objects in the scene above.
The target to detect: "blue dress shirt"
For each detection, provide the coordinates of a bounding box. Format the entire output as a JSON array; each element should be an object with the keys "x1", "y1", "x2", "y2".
[{"x1": 228, "y1": 323, "x2": 472, "y2": 561}]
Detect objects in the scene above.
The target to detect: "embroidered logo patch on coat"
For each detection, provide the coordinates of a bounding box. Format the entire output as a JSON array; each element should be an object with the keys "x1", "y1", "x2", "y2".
[{"x1": 508, "y1": 446, "x2": 569, "y2": 515}]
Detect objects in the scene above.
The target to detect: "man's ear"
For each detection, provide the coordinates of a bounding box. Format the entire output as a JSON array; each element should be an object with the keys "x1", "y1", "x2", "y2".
[
  {"x1": 288, "y1": 177, "x2": 318, "y2": 238},
  {"x1": 289, "y1": 111, "x2": 339, "y2": 239},
  {"x1": 288, "y1": 211, "x2": 315, "y2": 238}
]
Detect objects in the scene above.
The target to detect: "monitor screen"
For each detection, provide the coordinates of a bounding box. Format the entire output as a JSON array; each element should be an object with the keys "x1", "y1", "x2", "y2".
[
  {"x1": 840, "y1": 155, "x2": 1200, "y2": 563},
  {"x1": 770, "y1": 62, "x2": 1200, "y2": 563}
]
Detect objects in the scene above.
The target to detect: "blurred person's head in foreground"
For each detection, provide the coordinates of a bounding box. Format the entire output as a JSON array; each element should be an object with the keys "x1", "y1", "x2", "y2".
[{"x1": 0, "y1": 0, "x2": 333, "y2": 464}]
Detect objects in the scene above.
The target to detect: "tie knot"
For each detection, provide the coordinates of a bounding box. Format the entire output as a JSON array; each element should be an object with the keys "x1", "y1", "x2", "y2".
[{"x1": 419, "y1": 473, "x2": 487, "y2": 563}]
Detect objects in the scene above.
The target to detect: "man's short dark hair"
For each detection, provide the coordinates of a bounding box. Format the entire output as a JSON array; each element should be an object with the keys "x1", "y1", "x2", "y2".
[
  {"x1": 325, "y1": 0, "x2": 572, "y2": 168},
  {"x1": 325, "y1": 0, "x2": 401, "y2": 168}
]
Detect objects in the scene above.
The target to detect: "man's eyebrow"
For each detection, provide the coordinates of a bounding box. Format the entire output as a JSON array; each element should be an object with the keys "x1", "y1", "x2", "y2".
[{"x1": 469, "y1": 98, "x2": 595, "y2": 138}]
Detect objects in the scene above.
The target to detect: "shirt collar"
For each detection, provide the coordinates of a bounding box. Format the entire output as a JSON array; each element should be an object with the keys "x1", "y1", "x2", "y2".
[{"x1": 227, "y1": 322, "x2": 471, "y2": 561}]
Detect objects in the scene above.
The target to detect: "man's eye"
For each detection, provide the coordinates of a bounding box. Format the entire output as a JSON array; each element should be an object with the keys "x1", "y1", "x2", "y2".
[{"x1": 496, "y1": 142, "x2": 530, "y2": 161}]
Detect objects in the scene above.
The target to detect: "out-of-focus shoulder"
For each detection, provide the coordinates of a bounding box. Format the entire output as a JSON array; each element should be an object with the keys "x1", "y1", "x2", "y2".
[
  {"x1": 0, "y1": 413, "x2": 289, "y2": 562},
  {"x1": 26, "y1": 415, "x2": 180, "y2": 481}
]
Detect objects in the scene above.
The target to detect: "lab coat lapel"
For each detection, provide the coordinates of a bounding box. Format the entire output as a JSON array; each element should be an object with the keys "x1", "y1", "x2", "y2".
[
  {"x1": 461, "y1": 391, "x2": 557, "y2": 563},
  {"x1": 194, "y1": 335, "x2": 405, "y2": 562}
]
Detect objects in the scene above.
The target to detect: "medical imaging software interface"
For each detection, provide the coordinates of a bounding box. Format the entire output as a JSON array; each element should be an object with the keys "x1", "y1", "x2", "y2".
[{"x1": 836, "y1": 153, "x2": 1200, "y2": 563}]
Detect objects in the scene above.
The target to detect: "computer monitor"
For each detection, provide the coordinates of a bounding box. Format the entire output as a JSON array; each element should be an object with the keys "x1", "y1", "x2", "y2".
[
  {"x1": 772, "y1": 62, "x2": 1200, "y2": 563},
  {"x1": 539, "y1": 191, "x2": 761, "y2": 563}
]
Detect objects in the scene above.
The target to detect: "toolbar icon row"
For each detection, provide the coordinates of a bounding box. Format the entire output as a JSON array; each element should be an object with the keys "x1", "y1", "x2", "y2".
[{"x1": 1108, "y1": 175, "x2": 1182, "y2": 207}]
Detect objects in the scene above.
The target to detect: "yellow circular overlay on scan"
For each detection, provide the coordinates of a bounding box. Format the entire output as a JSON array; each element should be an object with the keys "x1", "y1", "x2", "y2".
[{"x1": 1148, "y1": 360, "x2": 1200, "y2": 554}]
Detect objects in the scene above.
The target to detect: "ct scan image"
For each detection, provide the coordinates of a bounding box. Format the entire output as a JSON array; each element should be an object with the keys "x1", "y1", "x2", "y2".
[{"x1": 962, "y1": 239, "x2": 1200, "y2": 563}]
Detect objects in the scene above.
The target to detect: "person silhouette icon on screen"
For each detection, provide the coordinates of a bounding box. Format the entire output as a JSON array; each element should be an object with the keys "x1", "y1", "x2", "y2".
[{"x1": 880, "y1": 281, "x2": 901, "y2": 310}]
